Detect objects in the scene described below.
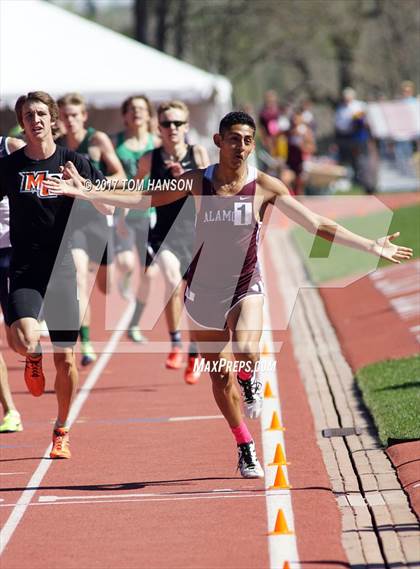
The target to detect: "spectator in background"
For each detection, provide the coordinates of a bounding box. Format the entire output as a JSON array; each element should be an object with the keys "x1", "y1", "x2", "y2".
[
  {"x1": 259, "y1": 98, "x2": 294, "y2": 188},
  {"x1": 394, "y1": 80, "x2": 417, "y2": 174},
  {"x1": 239, "y1": 102, "x2": 256, "y2": 119},
  {"x1": 258, "y1": 90, "x2": 281, "y2": 153},
  {"x1": 301, "y1": 98, "x2": 316, "y2": 132},
  {"x1": 335, "y1": 87, "x2": 365, "y2": 166},
  {"x1": 400, "y1": 80, "x2": 417, "y2": 104},
  {"x1": 286, "y1": 109, "x2": 316, "y2": 194},
  {"x1": 351, "y1": 110, "x2": 378, "y2": 194},
  {"x1": 335, "y1": 87, "x2": 372, "y2": 190}
]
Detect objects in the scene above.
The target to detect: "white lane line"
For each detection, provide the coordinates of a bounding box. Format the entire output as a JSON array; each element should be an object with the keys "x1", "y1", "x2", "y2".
[
  {"x1": 261, "y1": 251, "x2": 300, "y2": 569},
  {"x1": 0, "y1": 473, "x2": 27, "y2": 476},
  {"x1": 0, "y1": 302, "x2": 134, "y2": 556},
  {"x1": 168, "y1": 415, "x2": 223, "y2": 422},
  {"x1": 1, "y1": 493, "x2": 265, "y2": 509},
  {"x1": 390, "y1": 293, "x2": 420, "y2": 319},
  {"x1": 37, "y1": 488, "x2": 254, "y2": 502}
]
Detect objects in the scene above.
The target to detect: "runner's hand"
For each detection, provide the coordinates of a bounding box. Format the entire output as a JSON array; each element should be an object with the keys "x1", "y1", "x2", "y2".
[
  {"x1": 166, "y1": 161, "x2": 184, "y2": 178},
  {"x1": 45, "y1": 161, "x2": 91, "y2": 198},
  {"x1": 60, "y1": 161, "x2": 85, "y2": 184},
  {"x1": 372, "y1": 232, "x2": 413, "y2": 264},
  {"x1": 44, "y1": 173, "x2": 89, "y2": 199},
  {"x1": 43, "y1": 176, "x2": 83, "y2": 198}
]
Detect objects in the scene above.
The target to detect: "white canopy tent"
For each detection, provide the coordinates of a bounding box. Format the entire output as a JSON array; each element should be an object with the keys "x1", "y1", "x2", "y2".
[{"x1": 0, "y1": 0, "x2": 232, "y2": 145}]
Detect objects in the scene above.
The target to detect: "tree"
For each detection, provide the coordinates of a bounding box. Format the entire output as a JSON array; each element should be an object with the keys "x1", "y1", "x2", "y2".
[
  {"x1": 134, "y1": 0, "x2": 149, "y2": 44},
  {"x1": 81, "y1": 0, "x2": 419, "y2": 109}
]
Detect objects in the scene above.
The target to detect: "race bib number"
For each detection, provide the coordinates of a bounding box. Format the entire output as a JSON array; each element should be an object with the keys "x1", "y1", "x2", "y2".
[{"x1": 234, "y1": 202, "x2": 252, "y2": 226}]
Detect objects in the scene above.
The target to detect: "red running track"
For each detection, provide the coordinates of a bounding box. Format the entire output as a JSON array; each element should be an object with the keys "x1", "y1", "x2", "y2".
[{"x1": 0, "y1": 246, "x2": 349, "y2": 569}]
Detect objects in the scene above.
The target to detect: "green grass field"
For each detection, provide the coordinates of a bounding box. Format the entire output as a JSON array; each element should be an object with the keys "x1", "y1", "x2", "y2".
[
  {"x1": 292, "y1": 203, "x2": 420, "y2": 284},
  {"x1": 356, "y1": 356, "x2": 420, "y2": 446}
]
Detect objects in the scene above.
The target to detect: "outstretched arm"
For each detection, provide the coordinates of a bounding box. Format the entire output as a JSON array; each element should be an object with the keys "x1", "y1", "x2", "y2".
[
  {"x1": 136, "y1": 151, "x2": 203, "y2": 207},
  {"x1": 59, "y1": 162, "x2": 114, "y2": 215},
  {"x1": 259, "y1": 171, "x2": 413, "y2": 264},
  {"x1": 44, "y1": 161, "x2": 148, "y2": 208},
  {"x1": 44, "y1": 161, "x2": 200, "y2": 209}
]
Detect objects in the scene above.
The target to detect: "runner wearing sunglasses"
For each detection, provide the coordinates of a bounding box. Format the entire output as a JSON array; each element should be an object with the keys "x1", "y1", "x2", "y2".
[{"x1": 132, "y1": 101, "x2": 210, "y2": 384}]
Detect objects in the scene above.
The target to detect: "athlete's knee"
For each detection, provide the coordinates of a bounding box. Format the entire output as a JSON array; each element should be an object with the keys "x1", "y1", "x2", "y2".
[
  {"x1": 210, "y1": 369, "x2": 230, "y2": 385},
  {"x1": 164, "y1": 271, "x2": 182, "y2": 291},
  {"x1": 233, "y1": 341, "x2": 259, "y2": 364},
  {"x1": 11, "y1": 324, "x2": 40, "y2": 355},
  {"x1": 166, "y1": 281, "x2": 183, "y2": 303},
  {"x1": 208, "y1": 353, "x2": 233, "y2": 385},
  {"x1": 119, "y1": 259, "x2": 133, "y2": 274},
  {"x1": 211, "y1": 370, "x2": 239, "y2": 404},
  {"x1": 54, "y1": 351, "x2": 76, "y2": 376},
  {"x1": 117, "y1": 252, "x2": 134, "y2": 274}
]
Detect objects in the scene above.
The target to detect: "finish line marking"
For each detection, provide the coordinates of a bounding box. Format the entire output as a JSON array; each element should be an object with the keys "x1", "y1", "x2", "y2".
[{"x1": 0, "y1": 302, "x2": 134, "y2": 556}]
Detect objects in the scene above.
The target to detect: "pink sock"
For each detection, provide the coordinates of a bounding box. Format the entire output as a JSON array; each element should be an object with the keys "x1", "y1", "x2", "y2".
[
  {"x1": 238, "y1": 368, "x2": 253, "y2": 381},
  {"x1": 231, "y1": 421, "x2": 252, "y2": 444}
]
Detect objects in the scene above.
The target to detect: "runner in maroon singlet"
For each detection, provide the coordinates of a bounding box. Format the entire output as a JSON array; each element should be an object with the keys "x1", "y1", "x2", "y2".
[{"x1": 46, "y1": 111, "x2": 413, "y2": 478}]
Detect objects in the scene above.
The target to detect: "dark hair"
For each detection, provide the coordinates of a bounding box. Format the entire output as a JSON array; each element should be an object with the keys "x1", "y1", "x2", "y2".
[
  {"x1": 121, "y1": 94, "x2": 153, "y2": 117},
  {"x1": 15, "y1": 91, "x2": 59, "y2": 128},
  {"x1": 219, "y1": 111, "x2": 256, "y2": 136}
]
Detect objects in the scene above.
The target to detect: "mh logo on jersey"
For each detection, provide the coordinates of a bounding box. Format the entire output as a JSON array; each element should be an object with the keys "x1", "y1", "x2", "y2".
[{"x1": 19, "y1": 171, "x2": 61, "y2": 199}]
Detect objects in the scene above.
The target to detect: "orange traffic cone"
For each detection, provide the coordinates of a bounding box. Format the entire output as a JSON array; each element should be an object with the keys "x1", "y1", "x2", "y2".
[
  {"x1": 269, "y1": 509, "x2": 294, "y2": 535},
  {"x1": 264, "y1": 382, "x2": 275, "y2": 398},
  {"x1": 266, "y1": 411, "x2": 285, "y2": 431},
  {"x1": 268, "y1": 443, "x2": 290, "y2": 466},
  {"x1": 269, "y1": 465, "x2": 291, "y2": 489},
  {"x1": 282, "y1": 562, "x2": 291, "y2": 569}
]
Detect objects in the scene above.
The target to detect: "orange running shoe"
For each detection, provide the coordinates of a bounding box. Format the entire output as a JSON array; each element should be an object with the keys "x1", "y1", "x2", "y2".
[
  {"x1": 24, "y1": 355, "x2": 45, "y2": 397},
  {"x1": 184, "y1": 355, "x2": 202, "y2": 385},
  {"x1": 50, "y1": 428, "x2": 71, "y2": 459},
  {"x1": 165, "y1": 346, "x2": 183, "y2": 370}
]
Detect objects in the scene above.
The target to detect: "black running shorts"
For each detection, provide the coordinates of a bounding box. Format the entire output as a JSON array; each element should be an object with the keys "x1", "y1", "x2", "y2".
[
  {"x1": 114, "y1": 217, "x2": 153, "y2": 267},
  {"x1": 148, "y1": 218, "x2": 195, "y2": 279},
  {"x1": 6, "y1": 267, "x2": 79, "y2": 347},
  {"x1": 72, "y1": 219, "x2": 114, "y2": 266}
]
